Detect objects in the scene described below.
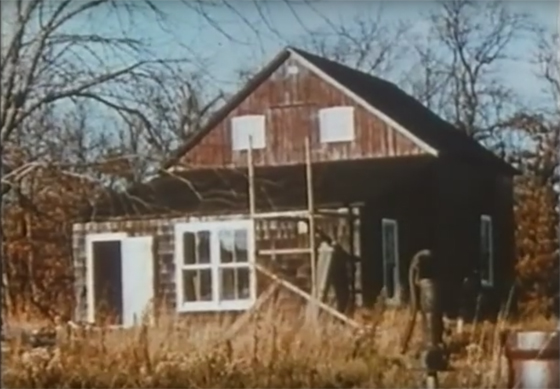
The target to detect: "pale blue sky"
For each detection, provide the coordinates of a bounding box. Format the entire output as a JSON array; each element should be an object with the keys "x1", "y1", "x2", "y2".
[
  {"x1": 108, "y1": 0, "x2": 559, "y2": 102},
  {"x1": 2, "y1": 1, "x2": 558, "y2": 102},
  {"x1": 1, "y1": 0, "x2": 558, "y2": 119}
]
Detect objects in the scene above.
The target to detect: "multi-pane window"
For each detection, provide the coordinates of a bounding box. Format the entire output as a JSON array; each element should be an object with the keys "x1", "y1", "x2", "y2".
[
  {"x1": 318, "y1": 106, "x2": 355, "y2": 143},
  {"x1": 480, "y1": 215, "x2": 494, "y2": 287},
  {"x1": 217, "y1": 229, "x2": 251, "y2": 301},
  {"x1": 181, "y1": 230, "x2": 212, "y2": 302},
  {"x1": 175, "y1": 220, "x2": 255, "y2": 312}
]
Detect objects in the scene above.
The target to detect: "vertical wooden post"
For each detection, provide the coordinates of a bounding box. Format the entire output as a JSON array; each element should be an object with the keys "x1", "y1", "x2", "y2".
[
  {"x1": 304, "y1": 137, "x2": 316, "y2": 299},
  {"x1": 347, "y1": 204, "x2": 356, "y2": 313},
  {"x1": 247, "y1": 137, "x2": 256, "y2": 216},
  {"x1": 247, "y1": 138, "x2": 258, "y2": 297}
]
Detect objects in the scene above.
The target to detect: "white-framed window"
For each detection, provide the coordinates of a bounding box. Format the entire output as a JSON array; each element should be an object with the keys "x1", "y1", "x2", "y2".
[
  {"x1": 318, "y1": 106, "x2": 355, "y2": 143},
  {"x1": 231, "y1": 115, "x2": 266, "y2": 151},
  {"x1": 480, "y1": 215, "x2": 494, "y2": 287},
  {"x1": 174, "y1": 219, "x2": 256, "y2": 312},
  {"x1": 381, "y1": 218, "x2": 400, "y2": 301}
]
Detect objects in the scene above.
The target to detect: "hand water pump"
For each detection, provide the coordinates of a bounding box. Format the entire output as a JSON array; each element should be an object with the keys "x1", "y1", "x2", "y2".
[{"x1": 400, "y1": 249, "x2": 449, "y2": 389}]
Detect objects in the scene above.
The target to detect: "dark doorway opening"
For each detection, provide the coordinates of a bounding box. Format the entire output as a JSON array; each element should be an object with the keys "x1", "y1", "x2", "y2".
[{"x1": 92, "y1": 240, "x2": 123, "y2": 325}]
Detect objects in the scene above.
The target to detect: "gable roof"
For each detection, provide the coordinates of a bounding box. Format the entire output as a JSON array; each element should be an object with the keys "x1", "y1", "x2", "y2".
[{"x1": 162, "y1": 47, "x2": 517, "y2": 175}]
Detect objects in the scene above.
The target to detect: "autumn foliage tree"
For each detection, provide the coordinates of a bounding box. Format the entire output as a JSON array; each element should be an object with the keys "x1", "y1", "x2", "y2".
[
  {"x1": 2, "y1": 168, "x2": 98, "y2": 319},
  {"x1": 509, "y1": 27, "x2": 559, "y2": 316},
  {"x1": 512, "y1": 114, "x2": 559, "y2": 316}
]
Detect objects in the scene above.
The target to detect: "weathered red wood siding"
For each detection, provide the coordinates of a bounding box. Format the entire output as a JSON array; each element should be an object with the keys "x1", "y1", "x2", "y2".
[
  {"x1": 360, "y1": 163, "x2": 436, "y2": 307},
  {"x1": 180, "y1": 57, "x2": 426, "y2": 168}
]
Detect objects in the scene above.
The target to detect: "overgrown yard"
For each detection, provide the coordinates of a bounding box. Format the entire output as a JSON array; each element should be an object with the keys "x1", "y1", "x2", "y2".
[{"x1": 2, "y1": 302, "x2": 556, "y2": 389}]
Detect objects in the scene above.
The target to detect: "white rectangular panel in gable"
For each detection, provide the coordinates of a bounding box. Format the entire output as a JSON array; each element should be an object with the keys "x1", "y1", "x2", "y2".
[
  {"x1": 318, "y1": 106, "x2": 355, "y2": 143},
  {"x1": 231, "y1": 115, "x2": 266, "y2": 151}
]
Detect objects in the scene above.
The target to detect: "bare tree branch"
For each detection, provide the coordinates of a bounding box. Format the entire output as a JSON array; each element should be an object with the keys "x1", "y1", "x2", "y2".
[
  {"x1": 403, "y1": 0, "x2": 533, "y2": 148},
  {"x1": 297, "y1": 4, "x2": 410, "y2": 77},
  {"x1": 0, "y1": 0, "x2": 218, "y2": 199}
]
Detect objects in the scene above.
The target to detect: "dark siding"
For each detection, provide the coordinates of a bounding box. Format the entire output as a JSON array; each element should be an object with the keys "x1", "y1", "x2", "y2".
[
  {"x1": 433, "y1": 159, "x2": 514, "y2": 318},
  {"x1": 361, "y1": 165, "x2": 435, "y2": 307},
  {"x1": 360, "y1": 159, "x2": 515, "y2": 317},
  {"x1": 181, "y1": 58, "x2": 426, "y2": 168}
]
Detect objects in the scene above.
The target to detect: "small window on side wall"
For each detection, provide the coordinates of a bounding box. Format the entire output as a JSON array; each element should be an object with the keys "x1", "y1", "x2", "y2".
[
  {"x1": 480, "y1": 215, "x2": 494, "y2": 287},
  {"x1": 381, "y1": 218, "x2": 400, "y2": 301},
  {"x1": 318, "y1": 106, "x2": 355, "y2": 143},
  {"x1": 231, "y1": 115, "x2": 266, "y2": 151}
]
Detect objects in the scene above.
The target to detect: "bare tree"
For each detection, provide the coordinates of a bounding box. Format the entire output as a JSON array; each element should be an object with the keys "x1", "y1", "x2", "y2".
[
  {"x1": 535, "y1": 29, "x2": 560, "y2": 114},
  {"x1": 298, "y1": 5, "x2": 410, "y2": 77},
  {"x1": 0, "y1": 0, "x2": 232, "y2": 200},
  {"x1": 0, "y1": 0, "x2": 232, "y2": 317},
  {"x1": 403, "y1": 0, "x2": 533, "y2": 148},
  {"x1": 230, "y1": 3, "x2": 410, "y2": 89}
]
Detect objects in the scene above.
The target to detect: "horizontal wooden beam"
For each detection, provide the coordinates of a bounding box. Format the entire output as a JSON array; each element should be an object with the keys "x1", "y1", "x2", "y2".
[{"x1": 258, "y1": 248, "x2": 312, "y2": 256}]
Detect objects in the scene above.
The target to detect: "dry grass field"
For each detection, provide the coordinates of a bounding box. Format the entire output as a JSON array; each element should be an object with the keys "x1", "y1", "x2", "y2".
[{"x1": 1, "y1": 299, "x2": 556, "y2": 389}]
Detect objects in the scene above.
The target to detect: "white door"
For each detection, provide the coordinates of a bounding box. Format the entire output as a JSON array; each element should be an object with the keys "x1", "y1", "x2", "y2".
[{"x1": 121, "y1": 236, "x2": 154, "y2": 327}]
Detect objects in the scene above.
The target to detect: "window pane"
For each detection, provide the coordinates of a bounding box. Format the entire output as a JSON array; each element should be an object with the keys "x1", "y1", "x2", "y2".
[
  {"x1": 218, "y1": 230, "x2": 234, "y2": 263},
  {"x1": 237, "y1": 268, "x2": 250, "y2": 299},
  {"x1": 220, "y1": 268, "x2": 236, "y2": 300},
  {"x1": 219, "y1": 267, "x2": 250, "y2": 301},
  {"x1": 384, "y1": 263, "x2": 395, "y2": 298},
  {"x1": 480, "y1": 252, "x2": 490, "y2": 281},
  {"x1": 182, "y1": 269, "x2": 212, "y2": 302},
  {"x1": 183, "y1": 232, "x2": 196, "y2": 265},
  {"x1": 480, "y1": 263, "x2": 489, "y2": 278},
  {"x1": 234, "y1": 229, "x2": 248, "y2": 263},
  {"x1": 383, "y1": 223, "x2": 396, "y2": 264},
  {"x1": 382, "y1": 221, "x2": 398, "y2": 299},
  {"x1": 197, "y1": 231, "x2": 211, "y2": 264},
  {"x1": 480, "y1": 218, "x2": 492, "y2": 282}
]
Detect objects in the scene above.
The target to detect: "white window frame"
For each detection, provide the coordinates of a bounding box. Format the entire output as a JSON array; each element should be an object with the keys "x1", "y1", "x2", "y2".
[
  {"x1": 318, "y1": 106, "x2": 355, "y2": 143},
  {"x1": 174, "y1": 219, "x2": 256, "y2": 312},
  {"x1": 381, "y1": 218, "x2": 401, "y2": 302},
  {"x1": 231, "y1": 115, "x2": 266, "y2": 151},
  {"x1": 480, "y1": 215, "x2": 494, "y2": 287}
]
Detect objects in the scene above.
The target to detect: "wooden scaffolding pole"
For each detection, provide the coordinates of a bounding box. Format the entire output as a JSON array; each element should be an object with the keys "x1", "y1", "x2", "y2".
[
  {"x1": 245, "y1": 135, "x2": 357, "y2": 326},
  {"x1": 247, "y1": 139, "x2": 256, "y2": 216},
  {"x1": 304, "y1": 137, "x2": 317, "y2": 299}
]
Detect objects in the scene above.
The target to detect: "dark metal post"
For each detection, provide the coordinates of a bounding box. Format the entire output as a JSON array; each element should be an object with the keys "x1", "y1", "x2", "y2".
[
  {"x1": 417, "y1": 277, "x2": 449, "y2": 389},
  {"x1": 401, "y1": 250, "x2": 450, "y2": 389}
]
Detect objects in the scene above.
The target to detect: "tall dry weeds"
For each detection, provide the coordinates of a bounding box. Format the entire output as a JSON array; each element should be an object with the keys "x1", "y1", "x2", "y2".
[{"x1": 1, "y1": 300, "x2": 556, "y2": 389}]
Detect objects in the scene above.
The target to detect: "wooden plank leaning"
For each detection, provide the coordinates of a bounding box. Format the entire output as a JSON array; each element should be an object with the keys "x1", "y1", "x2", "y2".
[
  {"x1": 219, "y1": 283, "x2": 281, "y2": 342},
  {"x1": 254, "y1": 263, "x2": 363, "y2": 330}
]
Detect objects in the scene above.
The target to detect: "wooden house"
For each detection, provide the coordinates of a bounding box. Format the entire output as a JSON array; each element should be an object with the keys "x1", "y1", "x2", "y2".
[{"x1": 72, "y1": 47, "x2": 517, "y2": 327}]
